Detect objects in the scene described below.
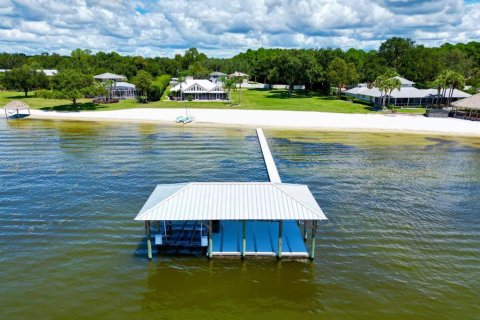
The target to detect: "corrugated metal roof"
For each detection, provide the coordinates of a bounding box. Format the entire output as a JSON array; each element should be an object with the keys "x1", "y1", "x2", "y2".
[
  {"x1": 135, "y1": 182, "x2": 327, "y2": 221},
  {"x1": 393, "y1": 76, "x2": 415, "y2": 86}
]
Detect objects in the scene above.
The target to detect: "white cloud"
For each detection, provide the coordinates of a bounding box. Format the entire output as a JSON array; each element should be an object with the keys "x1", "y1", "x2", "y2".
[{"x1": 0, "y1": 0, "x2": 479, "y2": 57}]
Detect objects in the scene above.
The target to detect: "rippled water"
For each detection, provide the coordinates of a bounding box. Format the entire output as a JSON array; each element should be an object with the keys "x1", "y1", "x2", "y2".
[{"x1": 1, "y1": 119, "x2": 479, "y2": 320}]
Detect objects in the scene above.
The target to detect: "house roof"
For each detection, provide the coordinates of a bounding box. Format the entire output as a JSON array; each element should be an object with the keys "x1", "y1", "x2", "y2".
[
  {"x1": 346, "y1": 85, "x2": 471, "y2": 99},
  {"x1": 209, "y1": 71, "x2": 227, "y2": 76},
  {"x1": 170, "y1": 79, "x2": 226, "y2": 93},
  {"x1": 451, "y1": 93, "x2": 480, "y2": 110},
  {"x1": 114, "y1": 82, "x2": 135, "y2": 88},
  {"x1": 393, "y1": 76, "x2": 415, "y2": 86},
  {"x1": 134, "y1": 182, "x2": 327, "y2": 221},
  {"x1": 423, "y1": 88, "x2": 471, "y2": 98},
  {"x1": 94, "y1": 73, "x2": 127, "y2": 81}
]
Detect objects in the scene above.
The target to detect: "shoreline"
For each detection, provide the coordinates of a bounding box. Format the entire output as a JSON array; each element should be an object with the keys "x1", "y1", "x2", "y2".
[{"x1": 8, "y1": 108, "x2": 480, "y2": 137}]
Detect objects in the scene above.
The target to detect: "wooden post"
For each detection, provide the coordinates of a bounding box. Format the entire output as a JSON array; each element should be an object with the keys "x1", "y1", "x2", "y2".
[
  {"x1": 278, "y1": 220, "x2": 283, "y2": 259},
  {"x1": 303, "y1": 220, "x2": 308, "y2": 242},
  {"x1": 4, "y1": 109, "x2": 7, "y2": 121},
  {"x1": 208, "y1": 220, "x2": 213, "y2": 259},
  {"x1": 309, "y1": 220, "x2": 317, "y2": 260},
  {"x1": 241, "y1": 221, "x2": 246, "y2": 259},
  {"x1": 145, "y1": 221, "x2": 152, "y2": 260},
  {"x1": 16, "y1": 109, "x2": 19, "y2": 118}
]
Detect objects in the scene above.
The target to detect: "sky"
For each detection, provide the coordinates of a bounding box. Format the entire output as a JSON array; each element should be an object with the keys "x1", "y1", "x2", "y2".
[{"x1": 0, "y1": 0, "x2": 479, "y2": 58}]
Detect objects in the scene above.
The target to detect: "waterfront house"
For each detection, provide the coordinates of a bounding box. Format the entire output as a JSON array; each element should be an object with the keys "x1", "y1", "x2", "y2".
[
  {"x1": 93, "y1": 73, "x2": 137, "y2": 99},
  {"x1": 170, "y1": 77, "x2": 227, "y2": 101},
  {"x1": 345, "y1": 76, "x2": 470, "y2": 107}
]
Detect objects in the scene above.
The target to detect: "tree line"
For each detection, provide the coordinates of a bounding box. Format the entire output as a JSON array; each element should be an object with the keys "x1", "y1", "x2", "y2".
[{"x1": 1, "y1": 38, "x2": 479, "y2": 100}]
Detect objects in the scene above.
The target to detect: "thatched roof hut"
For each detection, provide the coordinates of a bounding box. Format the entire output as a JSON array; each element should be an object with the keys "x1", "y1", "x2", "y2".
[
  {"x1": 3, "y1": 100, "x2": 30, "y2": 118},
  {"x1": 451, "y1": 93, "x2": 480, "y2": 110},
  {"x1": 4, "y1": 100, "x2": 30, "y2": 110},
  {"x1": 228, "y1": 71, "x2": 249, "y2": 78},
  {"x1": 451, "y1": 93, "x2": 480, "y2": 120}
]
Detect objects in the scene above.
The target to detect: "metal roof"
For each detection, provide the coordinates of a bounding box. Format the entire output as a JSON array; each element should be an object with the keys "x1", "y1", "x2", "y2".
[
  {"x1": 170, "y1": 79, "x2": 226, "y2": 93},
  {"x1": 393, "y1": 76, "x2": 415, "y2": 86},
  {"x1": 94, "y1": 73, "x2": 127, "y2": 81},
  {"x1": 114, "y1": 81, "x2": 136, "y2": 88},
  {"x1": 135, "y1": 182, "x2": 327, "y2": 221},
  {"x1": 346, "y1": 86, "x2": 471, "y2": 99}
]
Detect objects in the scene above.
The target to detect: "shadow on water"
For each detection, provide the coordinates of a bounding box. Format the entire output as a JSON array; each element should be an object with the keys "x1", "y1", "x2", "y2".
[{"x1": 141, "y1": 256, "x2": 320, "y2": 318}]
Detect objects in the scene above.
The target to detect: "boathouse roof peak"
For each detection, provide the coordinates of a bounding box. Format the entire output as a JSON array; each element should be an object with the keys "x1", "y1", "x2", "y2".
[{"x1": 134, "y1": 182, "x2": 327, "y2": 221}]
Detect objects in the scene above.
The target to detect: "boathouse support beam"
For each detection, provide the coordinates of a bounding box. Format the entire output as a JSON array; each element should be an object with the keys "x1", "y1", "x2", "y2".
[
  {"x1": 241, "y1": 221, "x2": 246, "y2": 259},
  {"x1": 208, "y1": 220, "x2": 213, "y2": 259},
  {"x1": 310, "y1": 220, "x2": 317, "y2": 260},
  {"x1": 303, "y1": 221, "x2": 308, "y2": 242},
  {"x1": 145, "y1": 221, "x2": 152, "y2": 260},
  {"x1": 278, "y1": 220, "x2": 283, "y2": 259}
]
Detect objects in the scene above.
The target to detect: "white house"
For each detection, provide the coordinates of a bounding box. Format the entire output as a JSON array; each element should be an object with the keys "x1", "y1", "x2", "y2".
[
  {"x1": 345, "y1": 76, "x2": 470, "y2": 107},
  {"x1": 170, "y1": 78, "x2": 227, "y2": 101},
  {"x1": 209, "y1": 71, "x2": 227, "y2": 84}
]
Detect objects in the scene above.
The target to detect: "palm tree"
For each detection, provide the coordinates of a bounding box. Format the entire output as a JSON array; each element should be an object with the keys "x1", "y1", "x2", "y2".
[
  {"x1": 222, "y1": 77, "x2": 237, "y2": 105},
  {"x1": 374, "y1": 75, "x2": 389, "y2": 108},
  {"x1": 432, "y1": 75, "x2": 446, "y2": 108},
  {"x1": 444, "y1": 70, "x2": 465, "y2": 108},
  {"x1": 385, "y1": 77, "x2": 402, "y2": 108}
]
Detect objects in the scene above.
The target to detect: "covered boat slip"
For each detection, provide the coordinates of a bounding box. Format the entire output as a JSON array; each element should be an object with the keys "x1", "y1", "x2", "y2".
[
  {"x1": 135, "y1": 182, "x2": 326, "y2": 260},
  {"x1": 135, "y1": 128, "x2": 327, "y2": 260},
  {"x1": 212, "y1": 220, "x2": 311, "y2": 258}
]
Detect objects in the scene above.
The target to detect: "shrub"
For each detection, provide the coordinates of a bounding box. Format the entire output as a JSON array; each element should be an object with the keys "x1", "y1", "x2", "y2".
[{"x1": 148, "y1": 75, "x2": 171, "y2": 101}]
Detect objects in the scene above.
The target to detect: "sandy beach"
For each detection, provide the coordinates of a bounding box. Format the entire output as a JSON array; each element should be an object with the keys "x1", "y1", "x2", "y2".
[{"x1": 15, "y1": 108, "x2": 480, "y2": 136}]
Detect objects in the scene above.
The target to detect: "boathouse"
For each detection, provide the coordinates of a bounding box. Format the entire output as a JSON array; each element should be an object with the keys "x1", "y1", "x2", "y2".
[{"x1": 135, "y1": 129, "x2": 327, "y2": 260}]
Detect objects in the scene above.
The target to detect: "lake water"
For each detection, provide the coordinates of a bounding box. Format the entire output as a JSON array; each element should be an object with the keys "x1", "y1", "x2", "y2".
[{"x1": 1, "y1": 119, "x2": 479, "y2": 320}]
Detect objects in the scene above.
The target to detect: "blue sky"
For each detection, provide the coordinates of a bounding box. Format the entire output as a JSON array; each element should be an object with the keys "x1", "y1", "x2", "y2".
[{"x1": 0, "y1": 0, "x2": 479, "y2": 57}]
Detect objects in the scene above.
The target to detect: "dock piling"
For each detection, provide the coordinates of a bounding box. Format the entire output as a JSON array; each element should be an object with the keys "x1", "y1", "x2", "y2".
[
  {"x1": 310, "y1": 220, "x2": 317, "y2": 260},
  {"x1": 241, "y1": 221, "x2": 246, "y2": 259}
]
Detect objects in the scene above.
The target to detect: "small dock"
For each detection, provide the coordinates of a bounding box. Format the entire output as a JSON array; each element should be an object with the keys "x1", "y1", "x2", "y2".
[
  {"x1": 135, "y1": 128, "x2": 327, "y2": 260},
  {"x1": 256, "y1": 128, "x2": 281, "y2": 183}
]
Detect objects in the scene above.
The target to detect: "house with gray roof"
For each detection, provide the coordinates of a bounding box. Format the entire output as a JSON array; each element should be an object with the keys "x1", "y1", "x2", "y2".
[{"x1": 345, "y1": 76, "x2": 470, "y2": 107}]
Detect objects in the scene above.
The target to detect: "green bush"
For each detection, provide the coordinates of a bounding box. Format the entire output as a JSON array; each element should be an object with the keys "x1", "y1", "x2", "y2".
[
  {"x1": 148, "y1": 75, "x2": 171, "y2": 101},
  {"x1": 187, "y1": 95, "x2": 193, "y2": 102}
]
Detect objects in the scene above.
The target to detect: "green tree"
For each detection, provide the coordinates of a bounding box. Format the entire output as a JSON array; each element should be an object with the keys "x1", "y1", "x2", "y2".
[
  {"x1": 188, "y1": 61, "x2": 209, "y2": 78},
  {"x1": 221, "y1": 76, "x2": 237, "y2": 104},
  {"x1": 132, "y1": 70, "x2": 153, "y2": 103},
  {"x1": 2, "y1": 64, "x2": 49, "y2": 97},
  {"x1": 444, "y1": 70, "x2": 465, "y2": 107},
  {"x1": 273, "y1": 51, "x2": 303, "y2": 96},
  {"x1": 378, "y1": 37, "x2": 415, "y2": 71},
  {"x1": 327, "y1": 57, "x2": 358, "y2": 95},
  {"x1": 36, "y1": 69, "x2": 99, "y2": 105},
  {"x1": 385, "y1": 77, "x2": 402, "y2": 108}
]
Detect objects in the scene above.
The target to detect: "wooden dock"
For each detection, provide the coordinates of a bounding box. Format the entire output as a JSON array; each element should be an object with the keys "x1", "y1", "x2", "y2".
[{"x1": 256, "y1": 128, "x2": 281, "y2": 183}]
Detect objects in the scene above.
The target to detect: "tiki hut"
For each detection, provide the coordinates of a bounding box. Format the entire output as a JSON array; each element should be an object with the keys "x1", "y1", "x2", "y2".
[
  {"x1": 228, "y1": 71, "x2": 249, "y2": 79},
  {"x1": 451, "y1": 93, "x2": 480, "y2": 121},
  {"x1": 3, "y1": 100, "x2": 30, "y2": 118}
]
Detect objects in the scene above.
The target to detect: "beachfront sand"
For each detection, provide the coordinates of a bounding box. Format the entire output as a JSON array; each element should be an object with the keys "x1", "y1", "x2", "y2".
[{"x1": 14, "y1": 108, "x2": 480, "y2": 136}]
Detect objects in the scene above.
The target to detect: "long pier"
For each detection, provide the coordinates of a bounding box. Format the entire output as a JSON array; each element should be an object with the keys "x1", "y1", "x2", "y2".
[{"x1": 256, "y1": 128, "x2": 281, "y2": 183}]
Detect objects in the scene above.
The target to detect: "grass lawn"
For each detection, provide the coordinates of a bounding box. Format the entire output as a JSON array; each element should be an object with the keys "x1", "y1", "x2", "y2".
[{"x1": 0, "y1": 89, "x2": 423, "y2": 115}]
